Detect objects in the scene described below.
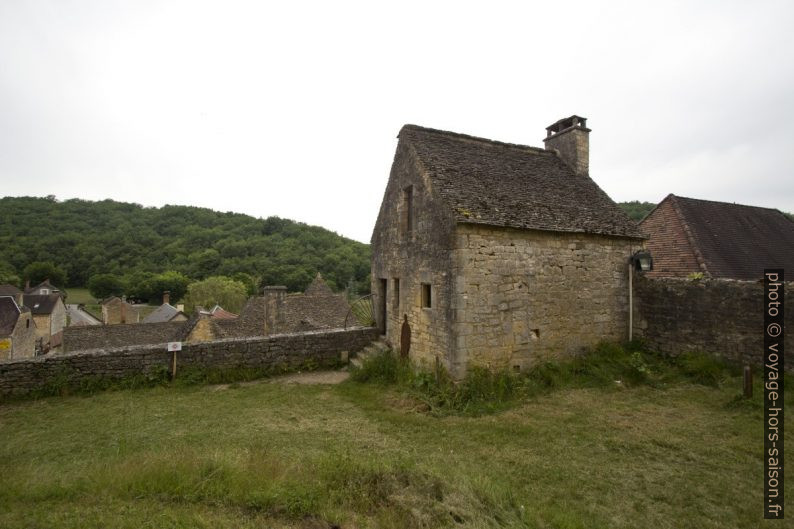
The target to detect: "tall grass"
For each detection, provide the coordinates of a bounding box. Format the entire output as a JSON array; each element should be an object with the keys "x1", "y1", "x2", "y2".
[{"x1": 350, "y1": 342, "x2": 741, "y2": 415}]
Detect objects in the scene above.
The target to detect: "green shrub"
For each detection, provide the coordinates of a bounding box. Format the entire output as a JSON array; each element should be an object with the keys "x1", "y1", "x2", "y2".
[
  {"x1": 675, "y1": 351, "x2": 728, "y2": 387},
  {"x1": 350, "y1": 351, "x2": 413, "y2": 385}
]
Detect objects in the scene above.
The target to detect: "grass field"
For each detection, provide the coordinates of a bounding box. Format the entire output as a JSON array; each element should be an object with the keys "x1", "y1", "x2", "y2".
[
  {"x1": 0, "y1": 348, "x2": 790, "y2": 528},
  {"x1": 64, "y1": 287, "x2": 96, "y2": 304}
]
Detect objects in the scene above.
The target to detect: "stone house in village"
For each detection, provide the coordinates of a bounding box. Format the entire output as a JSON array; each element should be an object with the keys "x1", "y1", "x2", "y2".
[
  {"x1": 100, "y1": 296, "x2": 140, "y2": 324},
  {"x1": 24, "y1": 279, "x2": 65, "y2": 298},
  {"x1": 371, "y1": 116, "x2": 646, "y2": 377},
  {"x1": 0, "y1": 296, "x2": 37, "y2": 360},
  {"x1": 639, "y1": 194, "x2": 794, "y2": 280},
  {"x1": 22, "y1": 293, "x2": 67, "y2": 352},
  {"x1": 61, "y1": 273, "x2": 351, "y2": 352}
]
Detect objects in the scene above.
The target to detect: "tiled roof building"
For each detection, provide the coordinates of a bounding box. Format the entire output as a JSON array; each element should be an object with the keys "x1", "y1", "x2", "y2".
[
  {"x1": 372, "y1": 116, "x2": 646, "y2": 377},
  {"x1": 640, "y1": 194, "x2": 794, "y2": 280}
]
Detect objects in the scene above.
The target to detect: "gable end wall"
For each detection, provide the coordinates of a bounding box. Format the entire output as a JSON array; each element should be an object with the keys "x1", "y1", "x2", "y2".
[
  {"x1": 641, "y1": 199, "x2": 702, "y2": 278},
  {"x1": 371, "y1": 140, "x2": 457, "y2": 371}
]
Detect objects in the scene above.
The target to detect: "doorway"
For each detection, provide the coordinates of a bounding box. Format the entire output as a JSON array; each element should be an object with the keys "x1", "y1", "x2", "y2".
[{"x1": 377, "y1": 278, "x2": 387, "y2": 335}]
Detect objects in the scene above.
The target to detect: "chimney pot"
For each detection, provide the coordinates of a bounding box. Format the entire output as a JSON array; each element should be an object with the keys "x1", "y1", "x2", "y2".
[
  {"x1": 263, "y1": 286, "x2": 287, "y2": 334},
  {"x1": 163, "y1": 291, "x2": 171, "y2": 306},
  {"x1": 543, "y1": 114, "x2": 590, "y2": 176}
]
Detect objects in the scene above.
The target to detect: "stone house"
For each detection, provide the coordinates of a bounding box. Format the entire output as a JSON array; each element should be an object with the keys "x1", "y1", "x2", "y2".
[
  {"x1": 25, "y1": 279, "x2": 66, "y2": 298},
  {"x1": 22, "y1": 293, "x2": 66, "y2": 352},
  {"x1": 63, "y1": 273, "x2": 351, "y2": 352},
  {"x1": 0, "y1": 296, "x2": 37, "y2": 360},
  {"x1": 0, "y1": 284, "x2": 23, "y2": 302},
  {"x1": 640, "y1": 194, "x2": 794, "y2": 280},
  {"x1": 100, "y1": 296, "x2": 140, "y2": 324},
  {"x1": 371, "y1": 116, "x2": 645, "y2": 377},
  {"x1": 141, "y1": 303, "x2": 188, "y2": 324}
]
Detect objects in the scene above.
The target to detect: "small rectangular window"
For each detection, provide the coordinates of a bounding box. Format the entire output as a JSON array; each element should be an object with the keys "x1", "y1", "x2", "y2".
[
  {"x1": 402, "y1": 186, "x2": 413, "y2": 235},
  {"x1": 421, "y1": 283, "x2": 432, "y2": 308},
  {"x1": 393, "y1": 278, "x2": 400, "y2": 309}
]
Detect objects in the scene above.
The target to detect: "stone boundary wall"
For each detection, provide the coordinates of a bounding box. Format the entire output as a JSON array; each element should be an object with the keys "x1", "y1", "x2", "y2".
[
  {"x1": 633, "y1": 275, "x2": 792, "y2": 368},
  {"x1": 0, "y1": 327, "x2": 379, "y2": 399}
]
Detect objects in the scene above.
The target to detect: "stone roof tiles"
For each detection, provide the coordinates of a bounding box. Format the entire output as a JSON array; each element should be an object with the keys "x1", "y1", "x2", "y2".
[
  {"x1": 22, "y1": 294, "x2": 61, "y2": 315},
  {"x1": 142, "y1": 303, "x2": 185, "y2": 323},
  {"x1": 399, "y1": 124, "x2": 644, "y2": 238},
  {"x1": 0, "y1": 284, "x2": 22, "y2": 297},
  {"x1": 0, "y1": 296, "x2": 21, "y2": 336}
]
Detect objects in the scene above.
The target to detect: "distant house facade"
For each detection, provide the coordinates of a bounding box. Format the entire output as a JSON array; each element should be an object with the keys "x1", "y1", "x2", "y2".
[
  {"x1": 640, "y1": 194, "x2": 794, "y2": 280},
  {"x1": 25, "y1": 279, "x2": 65, "y2": 298},
  {"x1": 371, "y1": 117, "x2": 645, "y2": 377},
  {"x1": 22, "y1": 293, "x2": 67, "y2": 352},
  {"x1": 0, "y1": 296, "x2": 37, "y2": 360},
  {"x1": 101, "y1": 297, "x2": 140, "y2": 325}
]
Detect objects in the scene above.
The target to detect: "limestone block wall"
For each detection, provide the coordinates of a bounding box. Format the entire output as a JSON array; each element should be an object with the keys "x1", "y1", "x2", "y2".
[
  {"x1": 633, "y1": 276, "x2": 793, "y2": 368},
  {"x1": 0, "y1": 327, "x2": 379, "y2": 399},
  {"x1": 370, "y1": 140, "x2": 458, "y2": 372},
  {"x1": 451, "y1": 224, "x2": 641, "y2": 372}
]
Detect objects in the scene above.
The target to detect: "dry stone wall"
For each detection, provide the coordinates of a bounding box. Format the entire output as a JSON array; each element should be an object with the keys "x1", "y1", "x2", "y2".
[
  {"x1": 0, "y1": 327, "x2": 378, "y2": 399},
  {"x1": 633, "y1": 275, "x2": 792, "y2": 368}
]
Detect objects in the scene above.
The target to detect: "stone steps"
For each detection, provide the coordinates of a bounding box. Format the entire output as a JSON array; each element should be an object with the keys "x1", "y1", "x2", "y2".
[{"x1": 350, "y1": 339, "x2": 390, "y2": 369}]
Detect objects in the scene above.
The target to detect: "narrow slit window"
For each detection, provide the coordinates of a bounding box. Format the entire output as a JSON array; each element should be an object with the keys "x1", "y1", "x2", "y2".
[
  {"x1": 393, "y1": 278, "x2": 400, "y2": 309},
  {"x1": 421, "y1": 283, "x2": 432, "y2": 308},
  {"x1": 402, "y1": 186, "x2": 413, "y2": 235}
]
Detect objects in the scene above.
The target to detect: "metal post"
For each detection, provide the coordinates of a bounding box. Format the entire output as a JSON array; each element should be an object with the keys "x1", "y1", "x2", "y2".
[
  {"x1": 743, "y1": 365, "x2": 752, "y2": 398},
  {"x1": 628, "y1": 261, "x2": 633, "y2": 342}
]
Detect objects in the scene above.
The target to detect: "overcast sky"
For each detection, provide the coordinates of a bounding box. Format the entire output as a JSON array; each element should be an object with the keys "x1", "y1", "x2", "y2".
[{"x1": 1, "y1": 1, "x2": 792, "y2": 243}]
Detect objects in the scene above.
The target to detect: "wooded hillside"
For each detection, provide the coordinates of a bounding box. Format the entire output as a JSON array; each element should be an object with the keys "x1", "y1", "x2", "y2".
[{"x1": 0, "y1": 196, "x2": 371, "y2": 294}]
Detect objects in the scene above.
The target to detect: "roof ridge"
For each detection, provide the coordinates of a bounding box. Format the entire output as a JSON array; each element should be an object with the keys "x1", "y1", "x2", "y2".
[
  {"x1": 672, "y1": 194, "x2": 785, "y2": 213},
  {"x1": 400, "y1": 124, "x2": 550, "y2": 155}
]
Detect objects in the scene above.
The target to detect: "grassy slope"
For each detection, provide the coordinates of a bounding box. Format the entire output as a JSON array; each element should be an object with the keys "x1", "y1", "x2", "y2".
[{"x1": 0, "y1": 374, "x2": 789, "y2": 528}]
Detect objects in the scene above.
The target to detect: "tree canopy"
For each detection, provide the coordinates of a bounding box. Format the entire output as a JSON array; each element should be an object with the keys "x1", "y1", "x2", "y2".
[
  {"x1": 22, "y1": 261, "x2": 67, "y2": 288},
  {"x1": 617, "y1": 201, "x2": 656, "y2": 221},
  {"x1": 183, "y1": 276, "x2": 248, "y2": 314},
  {"x1": 0, "y1": 197, "x2": 371, "y2": 295}
]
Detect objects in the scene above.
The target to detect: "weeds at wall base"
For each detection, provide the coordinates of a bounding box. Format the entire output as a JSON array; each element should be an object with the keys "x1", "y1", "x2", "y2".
[{"x1": 349, "y1": 341, "x2": 768, "y2": 416}]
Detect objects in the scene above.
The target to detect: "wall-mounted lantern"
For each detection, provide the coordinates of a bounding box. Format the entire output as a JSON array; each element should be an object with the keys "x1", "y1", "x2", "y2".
[
  {"x1": 632, "y1": 250, "x2": 653, "y2": 272},
  {"x1": 628, "y1": 249, "x2": 652, "y2": 342}
]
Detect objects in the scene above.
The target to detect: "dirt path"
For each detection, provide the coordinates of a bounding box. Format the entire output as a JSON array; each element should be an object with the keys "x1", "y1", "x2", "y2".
[
  {"x1": 210, "y1": 369, "x2": 351, "y2": 391},
  {"x1": 272, "y1": 370, "x2": 350, "y2": 385}
]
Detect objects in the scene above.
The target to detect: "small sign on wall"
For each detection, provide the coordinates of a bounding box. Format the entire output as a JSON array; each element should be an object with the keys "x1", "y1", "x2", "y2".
[
  {"x1": 167, "y1": 342, "x2": 182, "y2": 352},
  {"x1": 0, "y1": 339, "x2": 10, "y2": 351}
]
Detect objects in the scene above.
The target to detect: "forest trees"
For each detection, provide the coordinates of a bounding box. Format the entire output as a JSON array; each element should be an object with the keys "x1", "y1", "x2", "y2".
[{"x1": 0, "y1": 196, "x2": 371, "y2": 295}]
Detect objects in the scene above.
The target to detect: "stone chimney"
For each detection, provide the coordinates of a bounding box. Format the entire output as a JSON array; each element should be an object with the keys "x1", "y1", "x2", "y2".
[
  {"x1": 543, "y1": 115, "x2": 590, "y2": 176},
  {"x1": 163, "y1": 291, "x2": 171, "y2": 306},
  {"x1": 263, "y1": 286, "x2": 287, "y2": 335},
  {"x1": 120, "y1": 298, "x2": 127, "y2": 324}
]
